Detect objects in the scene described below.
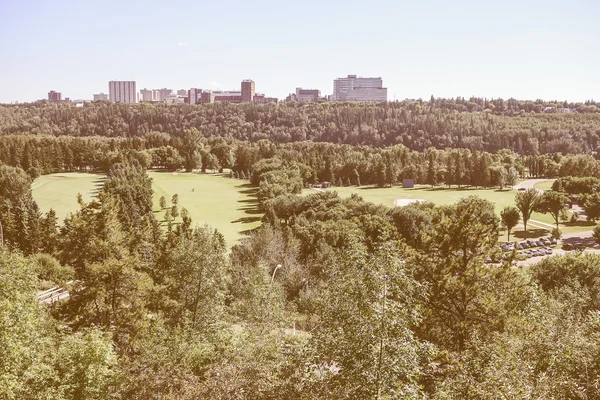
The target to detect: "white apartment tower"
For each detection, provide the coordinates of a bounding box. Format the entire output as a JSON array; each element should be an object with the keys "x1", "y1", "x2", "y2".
[
  {"x1": 332, "y1": 75, "x2": 387, "y2": 102},
  {"x1": 109, "y1": 81, "x2": 137, "y2": 103},
  {"x1": 139, "y1": 88, "x2": 154, "y2": 102}
]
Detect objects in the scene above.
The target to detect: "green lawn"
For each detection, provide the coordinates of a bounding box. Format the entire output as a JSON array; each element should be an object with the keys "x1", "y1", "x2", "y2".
[
  {"x1": 149, "y1": 172, "x2": 261, "y2": 246},
  {"x1": 33, "y1": 172, "x2": 261, "y2": 247},
  {"x1": 305, "y1": 184, "x2": 595, "y2": 239},
  {"x1": 32, "y1": 173, "x2": 106, "y2": 222},
  {"x1": 534, "y1": 180, "x2": 555, "y2": 191}
]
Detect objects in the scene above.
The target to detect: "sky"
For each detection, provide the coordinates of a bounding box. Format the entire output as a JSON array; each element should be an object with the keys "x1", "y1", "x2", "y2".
[{"x1": 0, "y1": 0, "x2": 599, "y2": 103}]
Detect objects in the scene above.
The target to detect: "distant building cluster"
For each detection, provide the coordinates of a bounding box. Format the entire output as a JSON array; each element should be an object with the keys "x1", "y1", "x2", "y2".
[{"x1": 43, "y1": 74, "x2": 388, "y2": 105}]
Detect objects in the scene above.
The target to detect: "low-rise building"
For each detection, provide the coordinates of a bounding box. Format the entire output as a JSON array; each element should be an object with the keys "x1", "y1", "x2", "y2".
[
  {"x1": 295, "y1": 88, "x2": 320, "y2": 102},
  {"x1": 93, "y1": 93, "x2": 109, "y2": 101}
]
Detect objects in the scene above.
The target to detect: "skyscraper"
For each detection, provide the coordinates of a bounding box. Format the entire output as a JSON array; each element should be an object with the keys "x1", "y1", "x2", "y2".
[
  {"x1": 109, "y1": 81, "x2": 137, "y2": 103},
  {"x1": 332, "y1": 75, "x2": 387, "y2": 102},
  {"x1": 241, "y1": 80, "x2": 255, "y2": 102},
  {"x1": 48, "y1": 90, "x2": 62, "y2": 102},
  {"x1": 188, "y1": 88, "x2": 202, "y2": 104}
]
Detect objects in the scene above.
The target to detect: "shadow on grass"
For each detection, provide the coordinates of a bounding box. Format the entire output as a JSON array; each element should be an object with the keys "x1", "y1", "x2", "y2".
[
  {"x1": 513, "y1": 228, "x2": 549, "y2": 239},
  {"x1": 562, "y1": 236, "x2": 596, "y2": 247},
  {"x1": 238, "y1": 206, "x2": 262, "y2": 215},
  {"x1": 239, "y1": 188, "x2": 259, "y2": 195},
  {"x1": 563, "y1": 221, "x2": 596, "y2": 228},
  {"x1": 238, "y1": 198, "x2": 259, "y2": 204},
  {"x1": 232, "y1": 216, "x2": 262, "y2": 224},
  {"x1": 239, "y1": 226, "x2": 261, "y2": 236}
]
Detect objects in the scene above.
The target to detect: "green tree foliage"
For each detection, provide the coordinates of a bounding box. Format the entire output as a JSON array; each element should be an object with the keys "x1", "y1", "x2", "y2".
[
  {"x1": 580, "y1": 192, "x2": 600, "y2": 221},
  {"x1": 515, "y1": 188, "x2": 541, "y2": 233},
  {"x1": 307, "y1": 240, "x2": 427, "y2": 398},
  {"x1": 0, "y1": 250, "x2": 118, "y2": 399},
  {"x1": 416, "y1": 197, "x2": 526, "y2": 351},
  {"x1": 0, "y1": 165, "x2": 52, "y2": 254},
  {"x1": 500, "y1": 206, "x2": 520, "y2": 241},
  {"x1": 156, "y1": 226, "x2": 229, "y2": 332},
  {"x1": 594, "y1": 226, "x2": 600, "y2": 246},
  {"x1": 535, "y1": 191, "x2": 568, "y2": 227},
  {"x1": 553, "y1": 176, "x2": 600, "y2": 194},
  {"x1": 0, "y1": 250, "x2": 51, "y2": 399}
]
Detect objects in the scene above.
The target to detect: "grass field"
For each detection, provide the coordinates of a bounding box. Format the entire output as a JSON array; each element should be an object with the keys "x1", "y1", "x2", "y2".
[
  {"x1": 33, "y1": 172, "x2": 261, "y2": 247},
  {"x1": 149, "y1": 172, "x2": 261, "y2": 246},
  {"x1": 32, "y1": 173, "x2": 105, "y2": 222},
  {"x1": 304, "y1": 184, "x2": 596, "y2": 239},
  {"x1": 534, "y1": 181, "x2": 555, "y2": 191},
  {"x1": 32, "y1": 172, "x2": 593, "y2": 247}
]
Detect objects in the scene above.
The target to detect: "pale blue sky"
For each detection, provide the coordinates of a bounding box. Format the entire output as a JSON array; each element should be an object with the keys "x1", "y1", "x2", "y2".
[{"x1": 1, "y1": 0, "x2": 598, "y2": 103}]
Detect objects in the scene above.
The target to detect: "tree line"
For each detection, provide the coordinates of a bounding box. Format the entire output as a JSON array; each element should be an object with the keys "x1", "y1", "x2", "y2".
[
  {"x1": 2, "y1": 133, "x2": 600, "y2": 191},
  {"x1": 1, "y1": 101, "x2": 600, "y2": 153}
]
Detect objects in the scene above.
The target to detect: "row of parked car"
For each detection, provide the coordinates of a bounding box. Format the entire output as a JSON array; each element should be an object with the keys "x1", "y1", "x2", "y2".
[
  {"x1": 562, "y1": 242, "x2": 587, "y2": 251},
  {"x1": 500, "y1": 237, "x2": 557, "y2": 253}
]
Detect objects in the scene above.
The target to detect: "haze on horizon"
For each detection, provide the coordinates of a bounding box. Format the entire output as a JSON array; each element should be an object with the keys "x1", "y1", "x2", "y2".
[{"x1": 0, "y1": 0, "x2": 598, "y2": 104}]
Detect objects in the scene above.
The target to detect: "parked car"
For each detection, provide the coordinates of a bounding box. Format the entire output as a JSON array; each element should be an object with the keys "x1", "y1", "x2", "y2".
[
  {"x1": 536, "y1": 240, "x2": 544, "y2": 247},
  {"x1": 520, "y1": 242, "x2": 530, "y2": 249},
  {"x1": 541, "y1": 238, "x2": 551, "y2": 245},
  {"x1": 549, "y1": 237, "x2": 557, "y2": 245}
]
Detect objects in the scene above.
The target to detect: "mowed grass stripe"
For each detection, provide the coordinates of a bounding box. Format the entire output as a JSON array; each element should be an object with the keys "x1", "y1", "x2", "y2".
[
  {"x1": 148, "y1": 172, "x2": 262, "y2": 247},
  {"x1": 32, "y1": 173, "x2": 106, "y2": 222}
]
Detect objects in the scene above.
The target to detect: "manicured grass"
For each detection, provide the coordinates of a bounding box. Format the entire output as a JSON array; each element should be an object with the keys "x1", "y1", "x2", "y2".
[
  {"x1": 149, "y1": 172, "x2": 261, "y2": 246},
  {"x1": 33, "y1": 172, "x2": 261, "y2": 247},
  {"x1": 305, "y1": 184, "x2": 594, "y2": 238},
  {"x1": 534, "y1": 180, "x2": 555, "y2": 191},
  {"x1": 32, "y1": 173, "x2": 106, "y2": 222},
  {"x1": 305, "y1": 184, "x2": 518, "y2": 214}
]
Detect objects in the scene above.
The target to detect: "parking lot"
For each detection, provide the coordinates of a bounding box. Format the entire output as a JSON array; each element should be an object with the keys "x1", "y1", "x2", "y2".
[{"x1": 494, "y1": 234, "x2": 600, "y2": 267}]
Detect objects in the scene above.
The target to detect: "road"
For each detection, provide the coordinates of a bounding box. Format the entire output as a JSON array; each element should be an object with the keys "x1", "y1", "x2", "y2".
[{"x1": 513, "y1": 179, "x2": 552, "y2": 193}]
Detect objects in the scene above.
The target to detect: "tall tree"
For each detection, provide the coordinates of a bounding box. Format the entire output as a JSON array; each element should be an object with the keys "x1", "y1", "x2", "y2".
[
  {"x1": 515, "y1": 189, "x2": 541, "y2": 233},
  {"x1": 500, "y1": 206, "x2": 520, "y2": 241},
  {"x1": 535, "y1": 191, "x2": 568, "y2": 228}
]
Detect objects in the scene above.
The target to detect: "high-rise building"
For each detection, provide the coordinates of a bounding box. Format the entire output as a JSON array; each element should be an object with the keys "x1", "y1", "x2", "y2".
[
  {"x1": 188, "y1": 88, "x2": 202, "y2": 104},
  {"x1": 109, "y1": 81, "x2": 137, "y2": 103},
  {"x1": 177, "y1": 89, "x2": 187, "y2": 97},
  {"x1": 139, "y1": 88, "x2": 154, "y2": 102},
  {"x1": 153, "y1": 88, "x2": 172, "y2": 102},
  {"x1": 295, "y1": 88, "x2": 321, "y2": 102},
  {"x1": 241, "y1": 79, "x2": 255, "y2": 102},
  {"x1": 332, "y1": 75, "x2": 387, "y2": 102},
  {"x1": 93, "y1": 93, "x2": 109, "y2": 101},
  {"x1": 201, "y1": 91, "x2": 216, "y2": 104},
  {"x1": 48, "y1": 90, "x2": 62, "y2": 102}
]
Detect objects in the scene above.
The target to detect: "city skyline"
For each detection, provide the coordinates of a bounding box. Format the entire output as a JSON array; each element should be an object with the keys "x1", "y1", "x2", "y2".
[{"x1": 1, "y1": 0, "x2": 599, "y2": 104}]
